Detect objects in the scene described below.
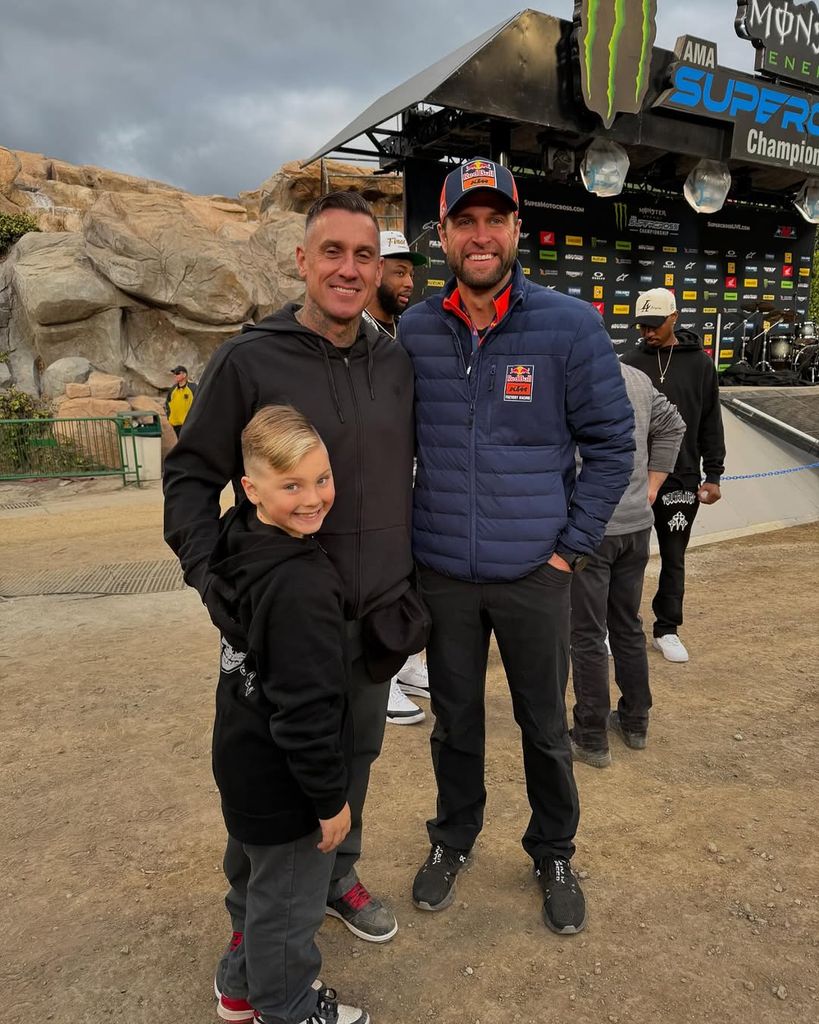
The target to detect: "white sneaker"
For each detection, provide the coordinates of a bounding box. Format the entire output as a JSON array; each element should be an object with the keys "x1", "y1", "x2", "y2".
[
  {"x1": 397, "y1": 652, "x2": 430, "y2": 699},
  {"x1": 652, "y1": 634, "x2": 689, "y2": 663},
  {"x1": 386, "y1": 677, "x2": 425, "y2": 725},
  {"x1": 300, "y1": 986, "x2": 370, "y2": 1024}
]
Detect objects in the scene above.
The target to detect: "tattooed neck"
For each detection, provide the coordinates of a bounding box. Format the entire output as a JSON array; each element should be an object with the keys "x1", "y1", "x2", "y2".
[{"x1": 296, "y1": 300, "x2": 358, "y2": 348}]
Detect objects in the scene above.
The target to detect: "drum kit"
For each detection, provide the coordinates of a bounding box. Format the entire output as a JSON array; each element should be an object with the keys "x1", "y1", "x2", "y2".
[{"x1": 733, "y1": 301, "x2": 819, "y2": 382}]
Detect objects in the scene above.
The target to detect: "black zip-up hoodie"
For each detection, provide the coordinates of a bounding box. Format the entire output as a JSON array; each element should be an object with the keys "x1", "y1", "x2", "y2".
[
  {"x1": 163, "y1": 305, "x2": 415, "y2": 626},
  {"x1": 209, "y1": 501, "x2": 350, "y2": 845},
  {"x1": 621, "y1": 328, "x2": 725, "y2": 488}
]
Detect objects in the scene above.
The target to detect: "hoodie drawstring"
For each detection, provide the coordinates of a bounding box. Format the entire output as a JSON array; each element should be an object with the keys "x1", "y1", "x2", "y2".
[{"x1": 320, "y1": 343, "x2": 345, "y2": 424}]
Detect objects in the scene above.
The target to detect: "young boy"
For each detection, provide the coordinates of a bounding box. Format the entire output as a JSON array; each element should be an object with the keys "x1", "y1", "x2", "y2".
[{"x1": 209, "y1": 404, "x2": 369, "y2": 1024}]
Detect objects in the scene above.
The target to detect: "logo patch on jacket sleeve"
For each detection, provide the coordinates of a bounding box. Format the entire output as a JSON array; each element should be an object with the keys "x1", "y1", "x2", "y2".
[{"x1": 504, "y1": 364, "x2": 534, "y2": 402}]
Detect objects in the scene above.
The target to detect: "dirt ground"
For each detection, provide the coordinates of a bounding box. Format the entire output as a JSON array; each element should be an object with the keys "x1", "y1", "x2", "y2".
[{"x1": 2, "y1": 479, "x2": 818, "y2": 1024}]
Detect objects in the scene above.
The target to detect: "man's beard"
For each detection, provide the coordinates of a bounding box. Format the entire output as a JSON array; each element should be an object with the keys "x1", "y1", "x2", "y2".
[
  {"x1": 376, "y1": 283, "x2": 406, "y2": 318},
  {"x1": 447, "y1": 249, "x2": 517, "y2": 292}
]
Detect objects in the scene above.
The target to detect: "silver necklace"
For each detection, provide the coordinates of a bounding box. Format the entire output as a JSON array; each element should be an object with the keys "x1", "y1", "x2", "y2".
[{"x1": 657, "y1": 344, "x2": 675, "y2": 383}]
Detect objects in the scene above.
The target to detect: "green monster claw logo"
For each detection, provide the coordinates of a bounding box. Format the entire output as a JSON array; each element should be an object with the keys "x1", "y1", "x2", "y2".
[{"x1": 575, "y1": 0, "x2": 657, "y2": 129}]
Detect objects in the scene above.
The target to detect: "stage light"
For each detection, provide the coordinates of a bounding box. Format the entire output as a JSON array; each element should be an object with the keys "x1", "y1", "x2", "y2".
[
  {"x1": 580, "y1": 139, "x2": 629, "y2": 197},
  {"x1": 794, "y1": 178, "x2": 819, "y2": 223},
  {"x1": 683, "y1": 159, "x2": 731, "y2": 213}
]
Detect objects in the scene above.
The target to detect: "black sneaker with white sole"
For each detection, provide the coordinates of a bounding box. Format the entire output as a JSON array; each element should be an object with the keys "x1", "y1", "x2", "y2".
[
  {"x1": 412, "y1": 842, "x2": 469, "y2": 911},
  {"x1": 296, "y1": 986, "x2": 370, "y2": 1024},
  {"x1": 535, "y1": 856, "x2": 587, "y2": 934}
]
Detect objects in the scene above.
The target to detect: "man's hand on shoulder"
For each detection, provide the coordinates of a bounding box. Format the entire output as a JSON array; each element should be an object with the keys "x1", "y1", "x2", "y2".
[{"x1": 697, "y1": 483, "x2": 722, "y2": 505}]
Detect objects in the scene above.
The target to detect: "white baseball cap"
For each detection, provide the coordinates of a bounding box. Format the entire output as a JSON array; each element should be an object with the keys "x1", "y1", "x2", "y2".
[
  {"x1": 634, "y1": 287, "x2": 677, "y2": 326},
  {"x1": 379, "y1": 230, "x2": 427, "y2": 266}
]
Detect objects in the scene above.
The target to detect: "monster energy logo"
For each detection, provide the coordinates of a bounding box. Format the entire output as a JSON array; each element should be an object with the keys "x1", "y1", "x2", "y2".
[
  {"x1": 614, "y1": 202, "x2": 629, "y2": 230},
  {"x1": 575, "y1": 0, "x2": 658, "y2": 129}
]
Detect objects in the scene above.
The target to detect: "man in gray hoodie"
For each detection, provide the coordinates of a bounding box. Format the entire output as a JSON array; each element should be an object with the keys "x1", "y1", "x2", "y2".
[{"x1": 569, "y1": 363, "x2": 685, "y2": 766}]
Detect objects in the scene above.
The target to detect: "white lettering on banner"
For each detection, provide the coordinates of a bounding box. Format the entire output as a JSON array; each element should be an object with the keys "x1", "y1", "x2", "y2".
[
  {"x1": 747, "y1": 128, "x2": 819, "y2": 169},
  {"x1": 748, "y1": 0, "x2": 819, "y2": 57},
  {"x1": 628, "y1": 216, "x2": 681, "y2": 233},
  {"x1": 523, "y1": 200, "x2": 585, "y2": 213},
  {"x1": 706, "y1": 221, "x2": 751, "y2": 231}
]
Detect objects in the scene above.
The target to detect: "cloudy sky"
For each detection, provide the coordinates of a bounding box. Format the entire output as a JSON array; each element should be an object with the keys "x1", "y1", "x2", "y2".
[{"x1": 1, "y1": 0, "x2": 755, "y2": 197}]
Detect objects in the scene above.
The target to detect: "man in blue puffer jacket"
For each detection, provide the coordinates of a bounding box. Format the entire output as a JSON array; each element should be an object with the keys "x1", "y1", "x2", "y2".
[{"x1": 398, "y1": 158, "x2": 635, "y2": 935}]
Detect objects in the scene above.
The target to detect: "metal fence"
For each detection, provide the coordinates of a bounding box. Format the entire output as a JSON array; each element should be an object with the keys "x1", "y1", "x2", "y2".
[{"x1": 0, "y1": 416, "x2": 143, "y2": 485}]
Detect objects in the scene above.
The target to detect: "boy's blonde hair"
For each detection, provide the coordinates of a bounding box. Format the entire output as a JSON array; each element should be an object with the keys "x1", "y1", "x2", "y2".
[{"x1": 241, "y1": 405, "x2": 323, "y2": 473}]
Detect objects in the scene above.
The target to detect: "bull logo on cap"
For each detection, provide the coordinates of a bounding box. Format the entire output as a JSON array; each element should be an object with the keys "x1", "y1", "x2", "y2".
[{"x1": 573, "y1": 0, "x2": 658, "y2": 129}]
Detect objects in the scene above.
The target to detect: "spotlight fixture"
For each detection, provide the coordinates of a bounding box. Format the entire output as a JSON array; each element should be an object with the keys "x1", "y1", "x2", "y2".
[
  {"x1": 580, "y1": 139, "x2": 630, "y2": 197},
  {"x1": 683, "y1": 159, "x2": 731, "y2": 213},
  {"x1": 794, "y1": 178, "x2": 819, "y2": 223}
]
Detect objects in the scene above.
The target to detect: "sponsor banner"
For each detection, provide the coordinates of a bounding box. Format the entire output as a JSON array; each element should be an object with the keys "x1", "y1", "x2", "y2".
[{"x1": 406, "y1": 161, "x2": 812, "y2": 356}]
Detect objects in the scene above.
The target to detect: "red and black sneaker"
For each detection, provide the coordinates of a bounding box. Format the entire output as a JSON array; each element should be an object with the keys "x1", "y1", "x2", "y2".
[
  {"x1": 325, "y1": 879, "x2": 397, "y2": 943},
  {"x1": 214, "y1": 931, "x2": 254, "y2": 1023}
]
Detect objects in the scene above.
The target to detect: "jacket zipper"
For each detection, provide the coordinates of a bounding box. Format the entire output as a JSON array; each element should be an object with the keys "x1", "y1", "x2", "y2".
[
  {"x1": 343, "y1": 355, "x2": 363, "y2": 617},
  {"x1": 437, "y1": 286, "x2": 524, "y2": 580}
]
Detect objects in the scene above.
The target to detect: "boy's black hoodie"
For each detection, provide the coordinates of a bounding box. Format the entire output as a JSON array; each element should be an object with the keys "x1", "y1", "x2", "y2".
[
  {"x1": 163, "y1": 305, "x2": 415, "y2": 630},
  {"x1": 209, "y1": 501, "x2": 350, "y2": 846},
  {"x1": 621, "y1": 329, "x2": 725, "y2": 488}
]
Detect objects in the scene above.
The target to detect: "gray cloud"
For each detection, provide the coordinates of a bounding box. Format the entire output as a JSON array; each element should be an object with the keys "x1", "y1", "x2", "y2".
[{"x1": 1, "y1": 0, "x2": 757, "y2": 196}]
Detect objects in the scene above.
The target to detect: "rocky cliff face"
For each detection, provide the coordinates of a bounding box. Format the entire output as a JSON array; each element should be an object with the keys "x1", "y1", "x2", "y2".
[{"x1": 0, "y1": 147, "x2": 404, "y2": 413}]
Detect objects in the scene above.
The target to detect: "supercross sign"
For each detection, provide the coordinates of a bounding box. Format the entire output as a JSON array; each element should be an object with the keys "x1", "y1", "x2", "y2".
[{"x1": 654, "y1": 29, "x2": 819, "y2": 175}]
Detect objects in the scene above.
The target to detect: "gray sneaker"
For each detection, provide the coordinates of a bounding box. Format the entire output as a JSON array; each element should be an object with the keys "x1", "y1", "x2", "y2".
[
  {"x1": 326, "y1": 879, "x2": 398, "y2": 943},
  {"x1": 609, "y1": 710, "x2": 647, "y2": 749},
  {"x1": 569, "y1": 732, "x2": 611, "y2": 768}
]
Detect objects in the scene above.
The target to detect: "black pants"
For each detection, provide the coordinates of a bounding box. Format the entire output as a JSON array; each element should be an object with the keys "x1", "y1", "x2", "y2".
[
  {"x1": 651, "y1": 486, "x2": 700, "y2": 637},
  {"x1": 570, "y1": 529, "x2": 652, "y2": 749},
  {"x1": 419, "y1": 564, "x2": 579, "y2": 862}
]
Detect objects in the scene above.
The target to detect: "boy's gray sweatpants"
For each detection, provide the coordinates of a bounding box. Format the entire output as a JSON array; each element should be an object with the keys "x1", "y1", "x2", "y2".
[{"x1": 219, "y1": 830, "x2": 333, "y2": 1024}]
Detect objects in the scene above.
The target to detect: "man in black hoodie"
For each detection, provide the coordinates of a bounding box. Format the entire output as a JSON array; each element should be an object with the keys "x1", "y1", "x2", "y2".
[
  {"x1": 621, "y1": 288, "x2": 726, "y2": 663},
  {"x1": 163, "y1": 191, "x2": 415, "y2": 948}
]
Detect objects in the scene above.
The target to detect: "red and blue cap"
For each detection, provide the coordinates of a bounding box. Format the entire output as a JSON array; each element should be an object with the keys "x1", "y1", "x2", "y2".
[{"x1": 439, "y1": 158, "x2": 519, "y2": 222}]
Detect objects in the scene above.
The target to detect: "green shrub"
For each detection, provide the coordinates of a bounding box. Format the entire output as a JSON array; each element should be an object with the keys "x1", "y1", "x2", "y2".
[
  {"x1": 0, "y1": 388, "x2": 54, "y2": 475},
  {"x1": 0, "y1": 386, "x2": 50, "y2": 420},
  {"x1": 0, "y1": 211, "x2": 40, "y2": 255}
]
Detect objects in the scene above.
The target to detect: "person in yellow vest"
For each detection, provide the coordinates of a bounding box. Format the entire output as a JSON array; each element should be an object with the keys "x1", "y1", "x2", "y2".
[{"x1": 165, "y1": 365, "x2": 197, "y2": 437}]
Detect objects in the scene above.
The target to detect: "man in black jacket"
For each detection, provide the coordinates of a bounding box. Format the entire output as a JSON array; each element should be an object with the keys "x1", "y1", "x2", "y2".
[
  {"x1": 621, "y1": 288, "x2": 726, "y2": 663},
  {"x1": 163, "y1": 192, "x2": 415, "y2": 950}
]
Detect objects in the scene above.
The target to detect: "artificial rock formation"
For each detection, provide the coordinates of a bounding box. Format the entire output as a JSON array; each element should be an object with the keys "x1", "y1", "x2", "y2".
[{"x1": 0, "y1": 146, "x2": 405, "y2": 415}]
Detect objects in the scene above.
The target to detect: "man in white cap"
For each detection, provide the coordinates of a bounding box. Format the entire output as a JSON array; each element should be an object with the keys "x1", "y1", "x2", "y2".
[
  {"x1": 363, "y1": 231, "x2": 432, "y2": 726},
  {"x1": 363, "y1": 230, "x2": 427, "y2": 339},
  {"x1": 621, "y1": 287, "x2": 725, "y2": 663}
]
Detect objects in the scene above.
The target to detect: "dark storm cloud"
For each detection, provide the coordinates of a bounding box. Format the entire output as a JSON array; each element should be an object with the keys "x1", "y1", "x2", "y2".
[{"x1": 0, "y1": 0, "x2": 754, "y2": 196}]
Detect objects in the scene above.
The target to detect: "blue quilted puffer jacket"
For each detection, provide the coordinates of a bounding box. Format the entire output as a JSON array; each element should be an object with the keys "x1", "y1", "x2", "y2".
[{"x1": 398, "y1": 263, "x2": 635, "y2": 583}]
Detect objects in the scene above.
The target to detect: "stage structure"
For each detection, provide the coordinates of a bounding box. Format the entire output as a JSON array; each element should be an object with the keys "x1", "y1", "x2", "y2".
[{"x1": 308, "y1": 1, "x2": 819, "y2": 380}]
